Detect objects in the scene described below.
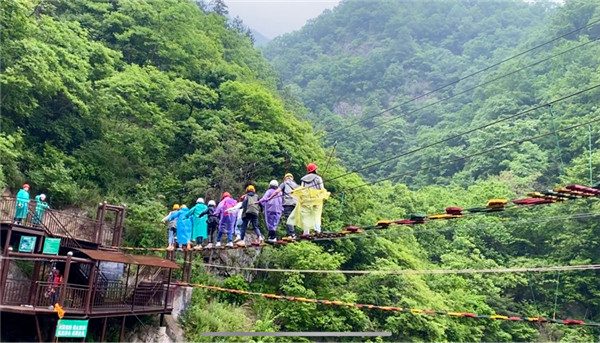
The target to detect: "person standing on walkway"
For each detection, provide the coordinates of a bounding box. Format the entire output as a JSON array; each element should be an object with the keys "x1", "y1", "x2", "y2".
[
  {"x1": 14, "y1": 184, "x2": 30, "y2": 224},
  {"x1": 33, "y1": 193, "x2": 49, "y2": 227}
]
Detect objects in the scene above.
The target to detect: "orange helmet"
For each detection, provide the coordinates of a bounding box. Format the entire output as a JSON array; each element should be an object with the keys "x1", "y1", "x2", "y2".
[
  {"x1": 222, "y1": 192, "x2": 231, "y2": 199},
  {"x1": 306, "y1": 163, "x2": 318, "y2": 173}
]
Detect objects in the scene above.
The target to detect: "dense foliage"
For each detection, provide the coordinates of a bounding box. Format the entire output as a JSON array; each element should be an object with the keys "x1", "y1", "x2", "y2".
[
  {"x1": 263, "y1": 0, "x2": 600, "y2": 188},
  {"x1": 2, "y1": 0, "x2": 599, "y2": 342}
]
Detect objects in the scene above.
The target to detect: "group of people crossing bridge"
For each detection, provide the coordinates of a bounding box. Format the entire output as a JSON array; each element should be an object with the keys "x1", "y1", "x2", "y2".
[{"x1": 161, "y1": 162, "x2": 328, "y2": 250}]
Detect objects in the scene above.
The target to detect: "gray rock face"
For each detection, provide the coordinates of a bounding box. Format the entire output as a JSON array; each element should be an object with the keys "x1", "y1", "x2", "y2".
[
  {"x1": 171, "y1": 286, "x2": 193, "y2": 322},
  {"x1": 200, "y1": 234, "x2": 264, "y2": 282},
  {"x1": 127, "y1": 325, "x2": 173, "y2": 343}
]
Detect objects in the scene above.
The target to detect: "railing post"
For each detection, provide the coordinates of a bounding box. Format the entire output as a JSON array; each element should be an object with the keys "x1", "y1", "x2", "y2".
[
  {"x1": 164, "y1": 268, "x2": 172, "y2": 311},
  {"x1": 100, "y1": 317, "x2": 108, "y2": 342},
  {"x1": 3, "y1": 227, "x2": 12, "y2": 256},
  {"x1": 188, "y1": 251, "x2": 194, "y2": 283},
  {"x1": 59, "y1": 251, "x2": 73, "y2": 306},
  {"x1": 0, "y1": 247, "x2": 13, "y2": 304},
  {"x1": 96, "y1": 202, "x2": 106, "y2": 245},
  {"x1": 28, "y1": 261, "x2": 41, "y2": 305},
  {"x1": 84, "y1": 262, "x2": 96, "y2": 315},
  {"x1": 132, "y1": 265, "x2": 139, "y2": 311},
  {"x1": 181, "y1": 250, "x2": 187, "y2": 283}
]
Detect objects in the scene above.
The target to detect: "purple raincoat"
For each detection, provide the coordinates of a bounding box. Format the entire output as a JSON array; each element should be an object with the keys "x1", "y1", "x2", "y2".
[
  {"x1": 215, "y1": 197, "x2": 238, "y2": 234},
  {"x1": 260, "y1": 188, "x2": 283, "y2": 232}
]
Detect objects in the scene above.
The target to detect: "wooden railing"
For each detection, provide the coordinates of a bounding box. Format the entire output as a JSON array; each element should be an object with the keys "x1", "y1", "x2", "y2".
[
  {"x1": 1, "y1": 278, "x2": 173, "y2": 314},
  {"x1": 32, "y1": 281, "x2": 88, "y2": 310},
  {"x1": 2, "y1": 278, "x2": 31, "y2": 305},
  {"x1": 0, "y1": 197, "x2": 115, "y2": 246}
]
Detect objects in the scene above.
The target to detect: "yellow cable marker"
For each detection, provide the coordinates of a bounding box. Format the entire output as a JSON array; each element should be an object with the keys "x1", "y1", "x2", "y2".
[{"x1": 491, "y1": 315, "x2": 509, "y2": 320}]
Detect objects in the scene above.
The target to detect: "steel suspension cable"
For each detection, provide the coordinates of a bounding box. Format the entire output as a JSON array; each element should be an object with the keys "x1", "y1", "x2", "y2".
[
  {"x1": 338, "y1": 112, "x2": 600, "y2": 192},
  {"x1": 327, "y1": 49, "x2": 600, "y2": 182}
]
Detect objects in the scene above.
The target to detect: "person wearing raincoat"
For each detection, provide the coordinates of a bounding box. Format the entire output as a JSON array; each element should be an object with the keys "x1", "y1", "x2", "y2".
[
  {"x1": 259, "y1": 180, "x2": 283, "y2": 243},
  {"x1": 33, "y1": 194, "x2": 49, "y2": 227},
  {"x1": 14, "y1": 184, "x2": 30, "y2": 224},
  {"x1": 161, "y1": 204, "x2": 180, "y2": 250},
  {"x1": 186, "y1": 198, "x2": 208, "y2": 250},
  {"x1": 198, "y1": 200, "x2": 218, "y2": 248},
  {"x1": 287, "y1": 163, "x2": 329, "y2": 235},
  {"x1": 225, "y1": 195, "x2": 246, "y2": 243},
  {"x1": 214, "y1": 192, "x2": 237, "y2": 247},
  {"x1": 170, "y1": 205, "x2": 192, "y2": 250}
]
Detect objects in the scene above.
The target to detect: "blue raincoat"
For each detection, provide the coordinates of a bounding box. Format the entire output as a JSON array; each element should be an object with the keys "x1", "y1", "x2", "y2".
[
  {"x1": 33, "y1": 195, "x2": 49, "y2": 225},
  {"x1": 170, "y1": 207, "x2": 192, "y2": 245},
  {"x1": 15, "y1": 188, "x2": 30, "y2": 219},
  {"x1": 185, "y1": 203, "x2": 208, "y2": 240}
]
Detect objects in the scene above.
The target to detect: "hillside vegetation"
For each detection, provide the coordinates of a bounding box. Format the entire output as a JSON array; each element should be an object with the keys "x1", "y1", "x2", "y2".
[{"x1": 264, "y1": 0, "x2": 600, "y2": 188}]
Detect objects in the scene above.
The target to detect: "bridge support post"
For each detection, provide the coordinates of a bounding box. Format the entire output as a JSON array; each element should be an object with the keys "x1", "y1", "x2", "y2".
[
  {"x1": 100, "y1": 317, "x2": 108, "y2": 342},
  {"x1": 119, "y1": 316, "x2": 126, "y2": 342},
  {"x1": 59, "y1": 252, "x2": 73, "y2": 306}
]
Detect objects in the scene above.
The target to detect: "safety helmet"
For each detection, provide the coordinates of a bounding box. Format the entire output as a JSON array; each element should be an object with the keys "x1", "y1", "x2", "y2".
[
  {"x1": 284, "y1": 173, "x2": 293, "y2": 179},
  {"x1": 23, "y1": 184, "x2": 30, "y2": 189},
  {"x1": 269, "y1": 180, "x2": 279, "y2": 187},
  {"x1": 172, "y1": 204, "x2": 180, "y2": 210},
  {"x1": 222, "y1": 192, "x2": 231, "y2": 199},
  {"x1": 246, "y1": 185, "x2": 255, "y2": 192},
  {"x1": 40, "y1": 194, "x2": 46, "y2": 200},
  {"x1": 208, "y1": 200, "x2": 216, "y2": 206},
  {"x1": 196, "y1": 197, "x2": 204, "y2": 204},
  {"x1": 180, "y1": 204, "x2": 187, "y2": 208},
  {"x1": 306, "y1": 163, "x2": 318, "y2": 173}
]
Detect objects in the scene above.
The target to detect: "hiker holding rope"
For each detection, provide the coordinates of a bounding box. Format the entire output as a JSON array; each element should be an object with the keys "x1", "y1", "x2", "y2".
[
  {"x1": 162, "y1": 204, "x2": 180, "y2": 251},
  {"x1": 214, "y1": 192, "x2": 237, "y2": 247},
  {"x1": 266, "y1": 173, "x2": 298, "y2": 239},
  {"x1": 238, "y1": 185, "x2": 263, "y2": 246},
  {"x1": 170, "y1": 205, "x2": 192, "y2": 250},
  {"x1": 287, "y1": 163, "x2": 329, "y2": 236},
  {"x1": 186, "y1": 198, "x2": 208, "y2": 250},
  {"x1": 259, "y1": 180, "x2": 283, "y2": 243},
  {"x1": 198, "y1": 200, "x2": 218, "y2": 248}
]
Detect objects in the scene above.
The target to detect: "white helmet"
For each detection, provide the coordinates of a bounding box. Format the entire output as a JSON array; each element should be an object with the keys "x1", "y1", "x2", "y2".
[
  {"x1": 40, "y1": 194, "x2": 46, "y2": 200},
  {"x1": 208, "y1": 200, "x2": 216, "y2": 206},
  {"x1": 269, "y1": 180, "x2": 279, "y2": 187},
  {"x1": 196, "y1": 197, "x2": 204, "y2": 204}
]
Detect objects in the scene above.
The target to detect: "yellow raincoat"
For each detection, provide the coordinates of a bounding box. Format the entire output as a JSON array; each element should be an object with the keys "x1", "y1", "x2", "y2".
[{"x1": 286, "y1": 186, "x2": 330, "y2": 234}]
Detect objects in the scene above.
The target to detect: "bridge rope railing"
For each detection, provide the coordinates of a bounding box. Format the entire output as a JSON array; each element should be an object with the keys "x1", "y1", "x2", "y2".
[{"x1": 175, "y1": 281, "x2": 600, "y2": 327}]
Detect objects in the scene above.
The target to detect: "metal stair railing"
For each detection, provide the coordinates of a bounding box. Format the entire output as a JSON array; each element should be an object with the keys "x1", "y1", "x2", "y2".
[{"x1": 30, "y1": 206, "x2": 82, "y2": 250}]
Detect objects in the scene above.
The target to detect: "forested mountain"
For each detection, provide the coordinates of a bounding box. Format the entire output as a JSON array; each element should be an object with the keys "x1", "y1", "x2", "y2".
[
  {"x1": 263, "y1": 0, "x2": 600, "y2": 188},
  {"x1": 1, "y1": 0, "x2": 599, "y2": 342}
]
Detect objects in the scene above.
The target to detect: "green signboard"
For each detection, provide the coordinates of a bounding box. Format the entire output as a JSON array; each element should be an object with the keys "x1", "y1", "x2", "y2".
[
  {"x1": 55, "y1": 319, "x2": 88, "y2": 338},
  {"x1": 18, "y1": 236, "x2": 37, "y2": 253},
  {"x1": 42, "y1": 238, "x2": 61, "y2": 255}
]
